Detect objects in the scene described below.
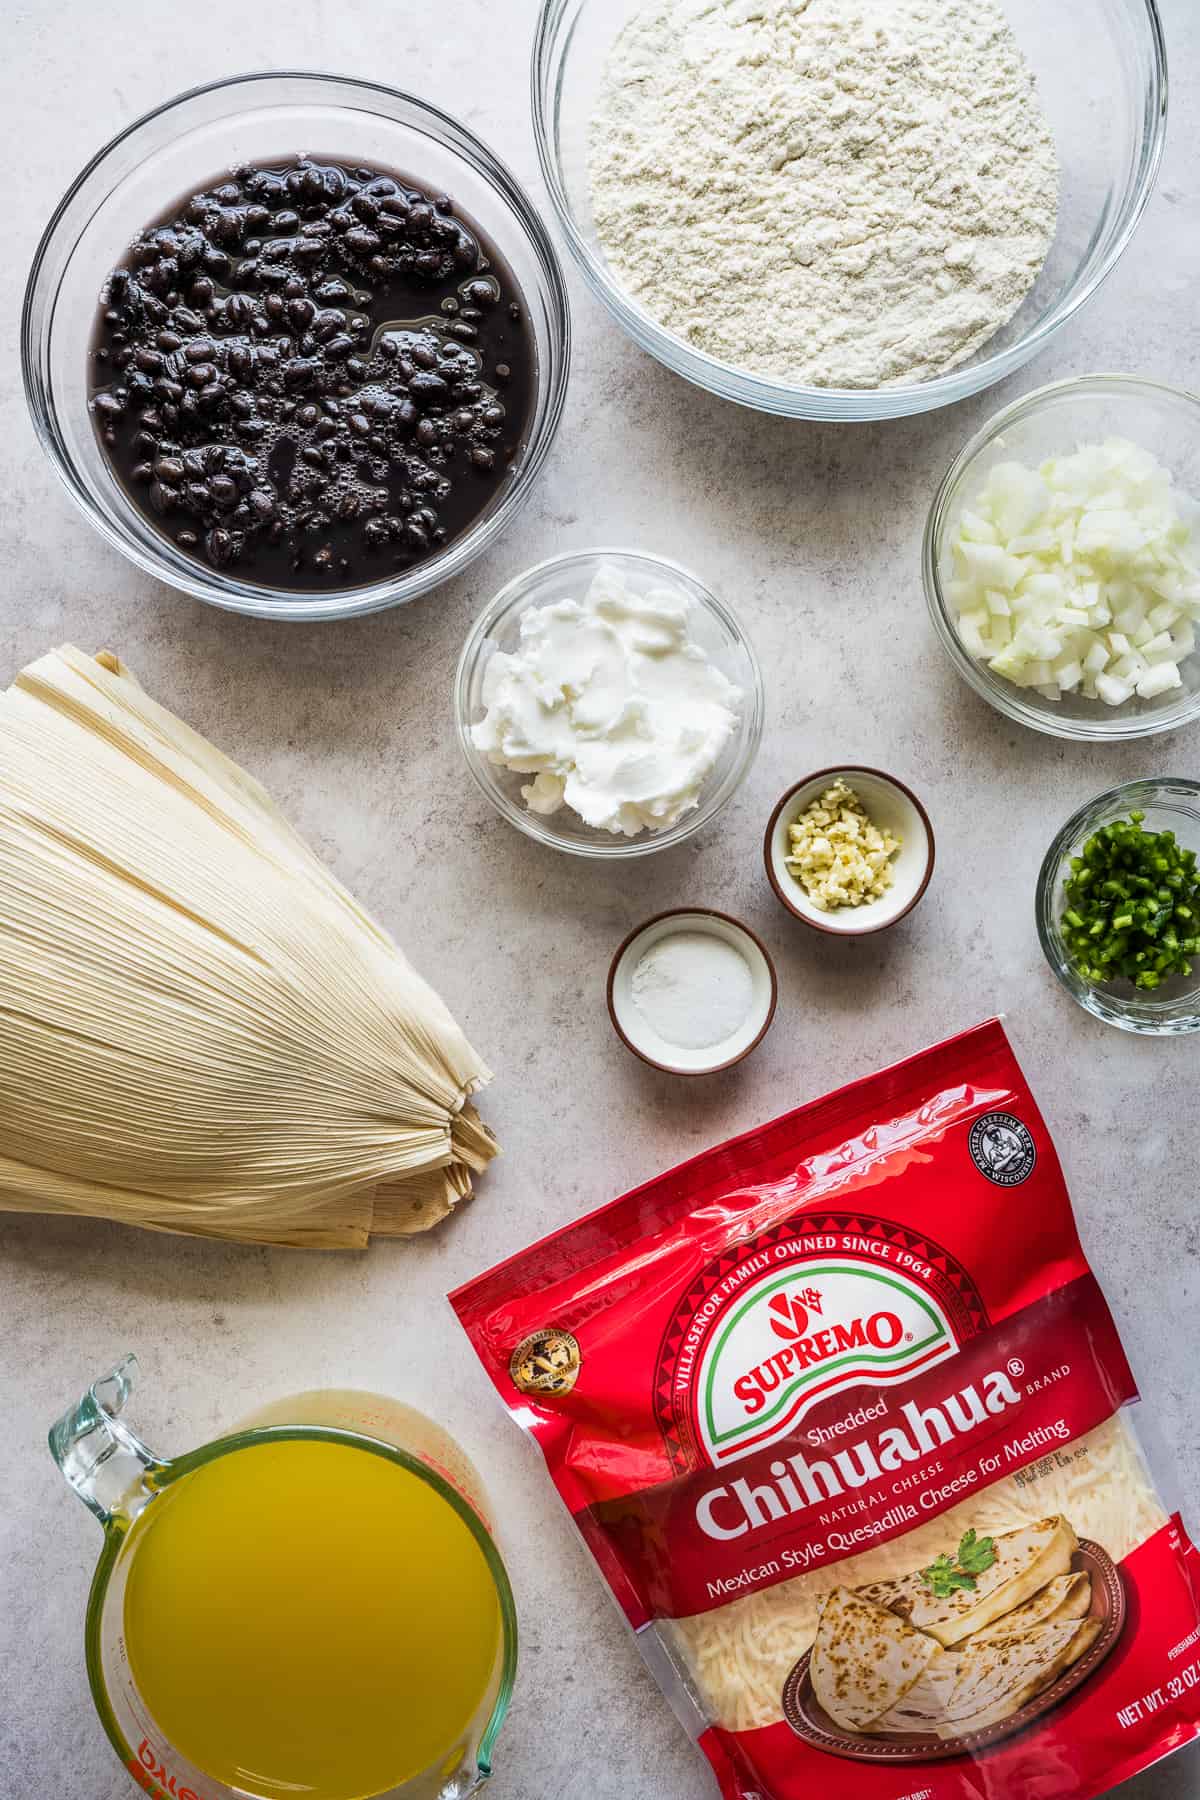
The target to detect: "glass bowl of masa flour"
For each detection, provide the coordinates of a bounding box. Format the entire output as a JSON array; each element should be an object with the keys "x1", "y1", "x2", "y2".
[{"x1": 532, "y1": 0, "x2": 1167, "y2": 421}]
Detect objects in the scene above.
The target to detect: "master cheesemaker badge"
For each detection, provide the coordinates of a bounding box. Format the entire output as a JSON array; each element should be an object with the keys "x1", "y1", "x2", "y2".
[{"x1": 510, "y1": 1328, "x2": 581, "y2": 1397}]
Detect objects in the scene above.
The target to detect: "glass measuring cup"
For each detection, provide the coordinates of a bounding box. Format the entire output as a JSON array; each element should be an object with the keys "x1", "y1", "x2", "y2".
[{"x1": 50, "y1": 1358, "x2": 518, "y2": 1800}]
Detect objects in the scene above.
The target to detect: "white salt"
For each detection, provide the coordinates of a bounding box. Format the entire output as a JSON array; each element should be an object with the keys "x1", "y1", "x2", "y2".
[{"x1": 630, "y1": 932, "x2": 754, "y2": 1051}]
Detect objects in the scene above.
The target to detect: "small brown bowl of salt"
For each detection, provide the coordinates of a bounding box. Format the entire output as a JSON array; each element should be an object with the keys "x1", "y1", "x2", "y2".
[{"x1": 607, "y1": 908, "x2": 777, "y2": 1076}]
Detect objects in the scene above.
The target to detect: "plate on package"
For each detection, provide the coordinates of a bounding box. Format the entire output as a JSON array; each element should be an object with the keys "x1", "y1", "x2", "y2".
[{"x1": 781, "y1": 1541, "x2": 1125, "y2": 1764}]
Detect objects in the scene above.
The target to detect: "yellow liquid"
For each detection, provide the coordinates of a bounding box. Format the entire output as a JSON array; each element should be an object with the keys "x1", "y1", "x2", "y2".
[{"x1": 122, "y1": 1439, "x2": 502, "y2": 1800}]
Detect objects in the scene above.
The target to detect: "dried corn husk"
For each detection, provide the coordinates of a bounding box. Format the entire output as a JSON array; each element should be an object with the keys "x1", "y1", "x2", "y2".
[{"x1": 0, "y1": 646, "x2": 496, "y2": 1248}]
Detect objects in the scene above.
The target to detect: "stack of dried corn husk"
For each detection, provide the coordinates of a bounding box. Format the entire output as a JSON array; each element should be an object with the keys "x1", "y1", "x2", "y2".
[{"x1": 0, "y1": 646, "x2": 496, "y2": 1247}]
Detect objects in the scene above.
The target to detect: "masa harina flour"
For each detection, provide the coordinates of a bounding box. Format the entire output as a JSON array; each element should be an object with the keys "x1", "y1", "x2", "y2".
[{"x1": 589, "y1": 0, "x2": 1059, "y2": 389}]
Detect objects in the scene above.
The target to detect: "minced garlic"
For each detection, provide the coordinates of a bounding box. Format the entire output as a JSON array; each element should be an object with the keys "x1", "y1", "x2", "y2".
[{"x1": 785, "y1": 779, "x2": 900, "y2": 912}]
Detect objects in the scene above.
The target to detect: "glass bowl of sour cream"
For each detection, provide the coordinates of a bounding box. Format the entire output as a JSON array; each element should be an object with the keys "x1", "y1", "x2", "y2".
[{"x1": 454, "y1": 548, "x2": 764, "y2": 858}]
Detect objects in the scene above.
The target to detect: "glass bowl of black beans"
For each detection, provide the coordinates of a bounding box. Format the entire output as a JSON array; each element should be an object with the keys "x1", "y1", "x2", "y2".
[{"x1": 23, "y1": 72, "x2": 571, "y2": 619}]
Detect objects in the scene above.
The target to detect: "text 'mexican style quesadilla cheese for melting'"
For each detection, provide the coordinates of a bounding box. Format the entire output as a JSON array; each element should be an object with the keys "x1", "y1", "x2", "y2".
[{"x1": 454, "y1": 1021, "x2": 1200, "y2": 1800}]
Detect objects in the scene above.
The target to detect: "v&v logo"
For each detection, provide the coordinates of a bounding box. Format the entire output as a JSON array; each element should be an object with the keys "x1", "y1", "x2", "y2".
[{"x1": 768, "y1": 1286, "x2": 823, "y2": 1343}]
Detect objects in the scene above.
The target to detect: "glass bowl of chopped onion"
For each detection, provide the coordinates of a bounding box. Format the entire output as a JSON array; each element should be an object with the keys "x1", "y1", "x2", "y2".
[
  {"x1": 532, "y1": 0, "x2": 1166, "y2": 421},
  {"x1": 1036, "y1": 778, "x2": 1200, "y2": 1034},
  {"x1": 925, "y1": 375, "x2": 1200, "y2": 741}
]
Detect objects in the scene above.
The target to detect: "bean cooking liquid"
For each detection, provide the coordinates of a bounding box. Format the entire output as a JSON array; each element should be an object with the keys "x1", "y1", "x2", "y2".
[{"x1": 89, "y1": 158, "x2": 536, "y2": 593}]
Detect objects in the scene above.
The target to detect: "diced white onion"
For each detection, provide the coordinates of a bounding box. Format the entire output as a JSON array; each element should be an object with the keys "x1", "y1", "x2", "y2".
[{"x1": 947, "y1": 439, "x2": 1200, "y2": 711}]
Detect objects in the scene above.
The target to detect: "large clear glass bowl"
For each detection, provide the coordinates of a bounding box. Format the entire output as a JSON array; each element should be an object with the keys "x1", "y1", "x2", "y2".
[
  {"x1": 925, "y1": 375, "x2": 1200, "y2": 741},
  {"x1": 454, "y1": 548, "x2": 764, "y2": 859},
  {"x1": 22, "y1": 72, "x2": 571, "y2": 621},
  {"x1": 532, "y1": 0, "x2": 1166, "y2": 422},
  {"x1": 1036, "y1": 778, "x2": 1200, "y2": 1035}
]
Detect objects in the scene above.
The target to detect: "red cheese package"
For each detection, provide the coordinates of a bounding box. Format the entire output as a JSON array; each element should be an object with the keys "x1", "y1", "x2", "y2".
[{"x1": 451, "y1": 1019, "x2": 1200, "y2": 1800}]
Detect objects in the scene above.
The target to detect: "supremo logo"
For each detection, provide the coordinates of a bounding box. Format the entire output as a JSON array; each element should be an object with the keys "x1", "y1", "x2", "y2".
[{"x1": 696, "y1": 1259, "x2": 959, "y2": 1465}]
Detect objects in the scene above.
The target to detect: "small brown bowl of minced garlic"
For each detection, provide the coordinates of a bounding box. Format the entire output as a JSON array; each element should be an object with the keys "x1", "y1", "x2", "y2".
[{"x1": 764, "y1": 768, "x2": 934, "y2": 935}]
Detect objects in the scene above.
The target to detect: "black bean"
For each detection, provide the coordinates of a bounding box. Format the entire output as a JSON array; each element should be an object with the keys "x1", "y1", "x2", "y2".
[
  {"x1": 345, "y1": 227, "x2": 381, "y2": 255},
  {"x1": 410, "y1": 371, "x2": 449, "y2": 406},
  {"x1": 153, "y1": 456, "x2": 185, "y2": 484},
  {"x1": 185, "y1": 481, "x2": 211, "y2": 509},
  {"x1": 287, "y1": 298, "x2": 315, "y2": 331},
  {"x1": 188, "y1": 277, "x2": 214, "y2": 307},
  {"x1": 469, "y1": 445, "x2": 496, "y2": 471},
  {"x1": 210, "y1": 475, "x2": 239, "y2": 508},
  {"x1": 205, "y1": 527, "x2": 235, "y2": 565},
  {"x1": 283, "y1": 358, "x2": 321, "y2": 388},
  {"x1": 131, "y1": 461, "x2": 154, "y2": 484},
  {"x1": 177, "y1": 529, "x2": 198, "y2": 548},
  {"x1": 211, "y1": 210, "x2": 245, "y2": 247}
]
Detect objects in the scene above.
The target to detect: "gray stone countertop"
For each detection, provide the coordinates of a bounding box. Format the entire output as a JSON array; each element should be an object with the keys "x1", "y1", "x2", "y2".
[{"x1": 1, "y1": 2, "x2": 1198, "y2": 1797}]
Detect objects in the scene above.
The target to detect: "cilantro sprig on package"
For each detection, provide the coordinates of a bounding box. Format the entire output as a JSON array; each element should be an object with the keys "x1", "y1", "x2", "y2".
[{"x1": 921, "y1": 1529, "x2": 997, "y2": 1598}]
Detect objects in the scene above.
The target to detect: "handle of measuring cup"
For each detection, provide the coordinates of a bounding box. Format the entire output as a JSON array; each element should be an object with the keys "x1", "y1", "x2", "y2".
[{"x1": 49, "y1": 1355, "x2": 163, "y2": 1528}]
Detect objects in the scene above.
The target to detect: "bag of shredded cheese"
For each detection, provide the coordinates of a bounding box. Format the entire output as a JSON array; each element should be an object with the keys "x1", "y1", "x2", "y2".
[{"x1": 452, "y1": 1020, "x2": 1200, "y2": 1800}]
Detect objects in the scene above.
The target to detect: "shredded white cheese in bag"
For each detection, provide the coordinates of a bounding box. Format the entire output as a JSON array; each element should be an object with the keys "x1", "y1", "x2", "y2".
[{"x1": 669, "y1": 1417, "x2": 1166, "y2": 1732}]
